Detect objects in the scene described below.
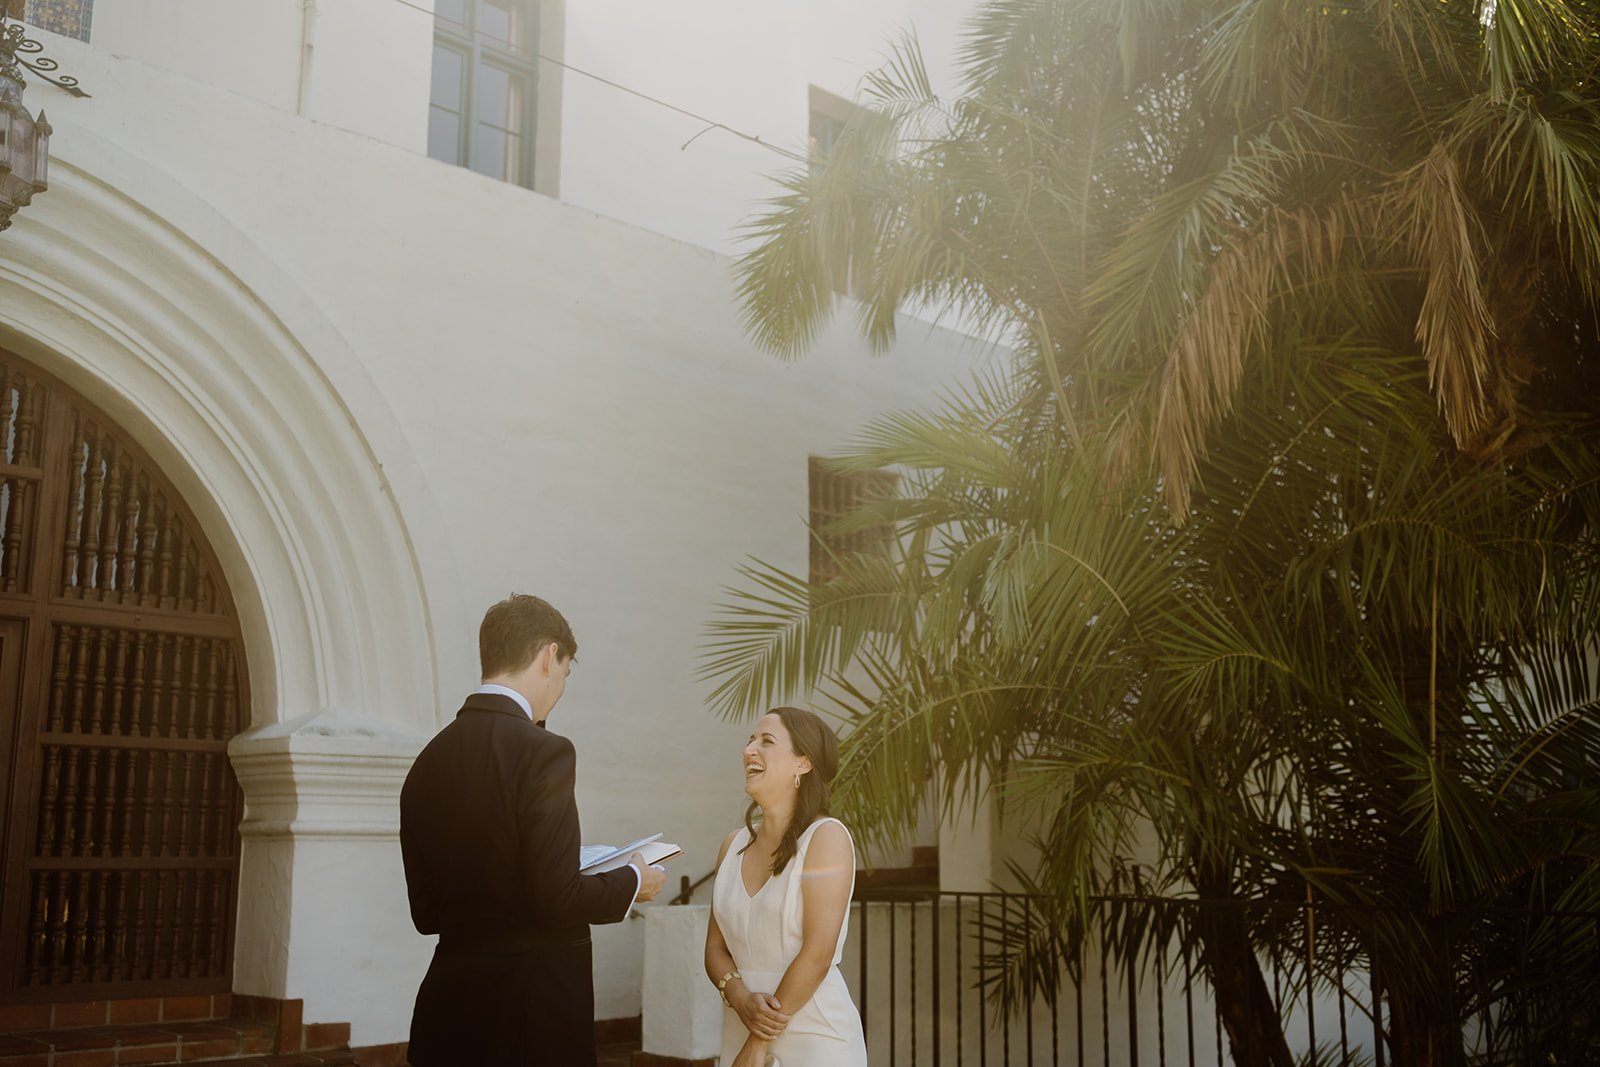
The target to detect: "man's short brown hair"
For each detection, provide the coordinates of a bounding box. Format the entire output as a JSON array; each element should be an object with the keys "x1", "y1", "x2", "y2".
[{"x1": 479, "y1": 594, "x2": 577, "y2": 678}]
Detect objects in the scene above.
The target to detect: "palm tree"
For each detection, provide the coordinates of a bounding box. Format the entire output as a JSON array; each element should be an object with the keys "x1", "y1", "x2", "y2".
[
  {"x1": 714, "y1": 2, "x2": 1600, "y2": 1064},
  {"x1": 736, "y1": 0, "x2": 1600, "y2": 514},
  {"x1": 705, "y1": 348, "x2": 1600, "y2": 1065}
]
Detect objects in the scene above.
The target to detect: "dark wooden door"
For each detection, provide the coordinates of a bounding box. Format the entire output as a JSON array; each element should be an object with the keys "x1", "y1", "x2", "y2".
[{"x1": 0, "y1": 351, "x2": 247, "y2": 1002}]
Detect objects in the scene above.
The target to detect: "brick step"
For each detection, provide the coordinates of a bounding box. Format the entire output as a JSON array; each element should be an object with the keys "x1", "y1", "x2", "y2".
[
  {"x1": 0, "y1": 998, "x2": 662, "y2": 1067},
  {"x1": 168, "y1": 1054, "x2": 358, "y2": 1066},
  {"x1": 0, "y1": 1016, "x2": 380, "y2": 1066},
  {"x1": 0, "y1": 1017, "x2": 273, "y2": 1064}
]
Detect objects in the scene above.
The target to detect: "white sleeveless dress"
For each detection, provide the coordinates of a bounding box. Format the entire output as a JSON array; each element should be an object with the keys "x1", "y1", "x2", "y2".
[{"x1": 712, "y1": 817, "x2": 869, "y2": 1066}]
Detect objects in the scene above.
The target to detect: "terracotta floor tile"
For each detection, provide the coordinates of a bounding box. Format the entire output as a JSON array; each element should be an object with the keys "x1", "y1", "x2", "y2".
[
  {"x1": 182, "y1": 1036, "x2": 247, "y2": 1058},
  {"x1": 163, "y1": 1022, "x2": 239, "y2": 1041},
  {"x1": 114, "y1": 1042, "x2": 180, "y2": 1064},
  {"x1": 0, "y1": 1053, "x2": 49, "y2": 1067},
  {"x1": 16, "y1": 1028, "x2": 116, "y2": 1051},
  {"x1": 51, "y1": 1049, "x2": 118, "y2": 1067},
  {"x1": 0, "y1": 1037, "x2": 48, "y2": 1056}
]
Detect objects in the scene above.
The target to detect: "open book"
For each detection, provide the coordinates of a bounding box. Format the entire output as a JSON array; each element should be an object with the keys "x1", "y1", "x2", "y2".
[{"x1": 579, "y1": 831, "x2": 682, "y2": 876}]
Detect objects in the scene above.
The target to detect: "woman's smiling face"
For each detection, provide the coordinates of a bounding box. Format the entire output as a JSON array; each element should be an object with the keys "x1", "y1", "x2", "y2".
[{"x1": 743, "y1": 711, "x2": 809, "y2": 800}]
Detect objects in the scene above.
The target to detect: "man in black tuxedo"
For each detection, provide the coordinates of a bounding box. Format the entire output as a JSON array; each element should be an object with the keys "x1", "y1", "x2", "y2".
[{"x1": 400, "y1": 594, "x2": 666, "y2": 1066}]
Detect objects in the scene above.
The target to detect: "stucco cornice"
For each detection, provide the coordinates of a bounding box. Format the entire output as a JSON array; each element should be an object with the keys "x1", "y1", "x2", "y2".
[{"x1": 230, "y1": 709, "x2": 424, "y2": 841}]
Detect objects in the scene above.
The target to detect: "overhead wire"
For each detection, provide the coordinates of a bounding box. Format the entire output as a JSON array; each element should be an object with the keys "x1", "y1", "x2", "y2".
[{"x1": 377, "y1": 0, "x2": 812, "y2": 165}]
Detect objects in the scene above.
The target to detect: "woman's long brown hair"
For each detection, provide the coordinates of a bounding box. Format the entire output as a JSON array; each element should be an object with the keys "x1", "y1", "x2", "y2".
[{"x1": 740, "y1": 707, "x2": 841, "y2": 876}]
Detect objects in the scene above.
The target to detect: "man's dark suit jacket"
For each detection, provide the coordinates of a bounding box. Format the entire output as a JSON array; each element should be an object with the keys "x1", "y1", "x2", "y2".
[{"x1": 400, "y1": 692, "x2": 638, "y2": 1067}]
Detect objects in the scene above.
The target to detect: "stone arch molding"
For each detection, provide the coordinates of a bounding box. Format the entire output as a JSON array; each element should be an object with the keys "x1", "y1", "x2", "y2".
[
  {"x1": 0, "y1": 128, "x2": 457, "y2": 1010},
  {"x1": 0, "y1": 128, "x2": 446, "y2": 743}
]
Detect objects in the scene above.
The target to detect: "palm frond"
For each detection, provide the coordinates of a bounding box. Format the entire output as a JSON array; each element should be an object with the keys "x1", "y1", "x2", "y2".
[{"x1": 1481, "y1": 0, "x2": 1589, "y2": 100}]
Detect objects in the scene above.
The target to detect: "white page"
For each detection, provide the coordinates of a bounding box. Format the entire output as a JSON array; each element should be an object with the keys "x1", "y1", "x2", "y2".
[
  {"x1": 578, "y1": 844, "x2": 614, "y2": 869},
  {"x1": 581, "y1": 839, "x2": 681, "y2": 876},
  {"x1": 577, "y1": 831, "x2": 664, "y2": 873}
]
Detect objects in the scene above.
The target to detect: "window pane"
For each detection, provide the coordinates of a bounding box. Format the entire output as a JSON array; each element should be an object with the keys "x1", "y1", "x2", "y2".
[
  {"x1": 810, "y1": 111, "x2": 846, "y2": 159},
  {"x1": 430, "y1": 44, "x2": 465, "y2": 111},
  {"x1": 478, "y1": 0, "x2": 529, "y2": 51},
  {"x1": 474, "y1": 64, "x2": 526, "y2": 132},
  {"x1": 471, "y1": 126, "x2": 523, "y2": 185},
  {"x1": 428, "y1": 4, "x2": 537, "y2": 189},
  {"x1": 428, "y1": 107, "x2": 462, "y2": 164}
]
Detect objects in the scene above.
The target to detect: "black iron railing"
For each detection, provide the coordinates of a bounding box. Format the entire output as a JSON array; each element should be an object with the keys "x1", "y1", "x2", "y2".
[
  {"x1": 671, "y1": 869, "x2": 717, "y2": 907},
  {"x1": 844, "y1": 889, "x2": 1600, "y2": 1067}
]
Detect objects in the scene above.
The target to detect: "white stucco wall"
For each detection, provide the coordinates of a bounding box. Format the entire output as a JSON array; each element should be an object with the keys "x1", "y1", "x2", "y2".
[
  {"x1": 87, "y1": 0, "x2": 433, "y2": 151},
  {"x1": 4, "y1": 28, "x2": 995, "y2": 1043},
  {"x1": 76, "y1": 0, "x2": 974, "y2": 255},
  {"x1": 561, "y1": 0, "x2": 971, "y2": 254}
]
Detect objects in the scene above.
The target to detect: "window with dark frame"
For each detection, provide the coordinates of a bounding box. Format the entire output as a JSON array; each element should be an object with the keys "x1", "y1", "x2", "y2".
[
  {"x1": 6, "y1": 0, "x2": 93, "y2": 42},
  {"x1": 808, "y1": 456, "x2": 899, "y2": 586},
  {"x1": 428, "y1": 0, "x2": 540, "y2": 188}
]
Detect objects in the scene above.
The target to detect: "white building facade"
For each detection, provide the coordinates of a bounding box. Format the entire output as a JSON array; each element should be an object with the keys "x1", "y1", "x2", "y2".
[{"x1": 0, "y1": 0, "x2": 995, "y2": 1053}]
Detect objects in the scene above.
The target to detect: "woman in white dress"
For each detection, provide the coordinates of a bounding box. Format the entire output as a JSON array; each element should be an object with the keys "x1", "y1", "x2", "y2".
[{"x1": 704, "y1": 707, "x2": 868, "y2": 1067}]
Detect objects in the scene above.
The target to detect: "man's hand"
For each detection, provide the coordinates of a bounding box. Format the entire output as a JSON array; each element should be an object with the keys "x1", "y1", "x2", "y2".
[
  {"x1": 731, "y1": 1035, "x2": 773, "y2": 1067},
  {"x1": 631, "y1": 855, "x2": 667, "y2": 902},
  {"x1": 731, "y1": 989, "x2": 789, "y2": 1041}
]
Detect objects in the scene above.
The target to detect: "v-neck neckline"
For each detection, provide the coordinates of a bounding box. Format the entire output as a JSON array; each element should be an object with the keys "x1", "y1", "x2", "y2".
[{"x1": 739, "y1": 830, "x2": 775, "y2": 898}]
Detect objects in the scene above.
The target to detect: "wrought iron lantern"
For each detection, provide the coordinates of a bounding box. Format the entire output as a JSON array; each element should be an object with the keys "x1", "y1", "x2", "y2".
[{"x1": 0, "y1": 16, "x2": 87, "y2": 231}]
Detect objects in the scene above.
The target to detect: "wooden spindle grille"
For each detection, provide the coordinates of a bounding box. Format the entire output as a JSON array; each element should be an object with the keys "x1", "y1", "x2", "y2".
[
  {"x1": 1, "y1": 366, "x2": 44, "y2": 596},
  {"x1": 0, "y1": 350, "x2": 246, "y2": 1001},
  {"x1": 807, "y1": 455, "x2": 899, "y2": 585}
]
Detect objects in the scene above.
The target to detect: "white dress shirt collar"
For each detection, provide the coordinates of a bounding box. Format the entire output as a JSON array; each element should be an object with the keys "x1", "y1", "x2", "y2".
[{"x1": 474, "y1": 682, "x2": 533, "y2": 720}]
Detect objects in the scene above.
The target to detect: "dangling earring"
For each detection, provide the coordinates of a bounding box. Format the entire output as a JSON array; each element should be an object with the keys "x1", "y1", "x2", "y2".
[{"x1": 794, "y1": 773, "x2": 801, "y2": 790}]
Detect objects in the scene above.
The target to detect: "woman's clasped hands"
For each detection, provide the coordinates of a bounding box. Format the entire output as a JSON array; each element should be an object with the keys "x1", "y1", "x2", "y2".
[
  {"x1": 730, "y1": 989, "x2": 787, "y2": 1067},
  {"x1": 731, "y1": 986, "x2": 790, "y2": 1040}
]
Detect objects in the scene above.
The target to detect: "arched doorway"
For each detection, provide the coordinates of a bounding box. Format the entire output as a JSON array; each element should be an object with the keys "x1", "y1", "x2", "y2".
[{"x1": 0, "y1": 349, "x2": 246, "y2": 1001}]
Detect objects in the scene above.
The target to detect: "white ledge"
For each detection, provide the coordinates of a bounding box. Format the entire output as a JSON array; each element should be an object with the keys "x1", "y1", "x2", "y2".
[
  {"x1": 230, "y1": 709, "x2": 425, "y2": 839},
  {"x1": 229, "y1": 707, "x2": 428, "y2": 759}
]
